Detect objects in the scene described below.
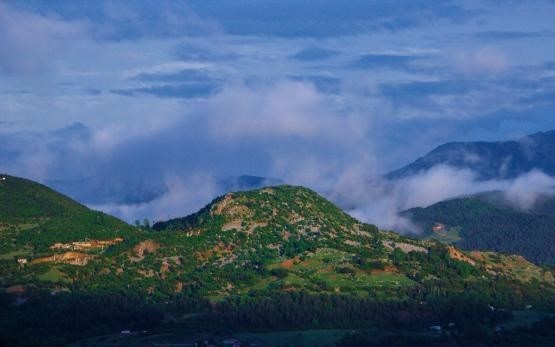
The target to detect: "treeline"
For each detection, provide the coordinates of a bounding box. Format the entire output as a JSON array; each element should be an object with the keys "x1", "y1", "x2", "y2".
[
  {"x1": 0, "y1": 289, "x2": 513, "y2": 346},
  {"x1": 206, "y1": 291, "x2": 509, "y2": 332},
  {"x1": 337, "y1": 316, "x2": 555, "y2": 346},
  {"x1": 0, "y1": 290, "x2": 212, "y2": 346}
]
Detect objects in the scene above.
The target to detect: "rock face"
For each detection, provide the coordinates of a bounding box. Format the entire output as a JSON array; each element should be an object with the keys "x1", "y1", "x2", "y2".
[
  {"x1": 32, "y1": 252, "x2": 92, "y2": 266},
  {"x1": 130, "y1": 240, "x2": 160, "y2": 261},
  {"x1": 50, "y1": 238, "x2": 124, "y2": 251},
  {"x1": 447, "y1": 246, "x2": 476, "y2": 266},
  {"x1": 134, "y1": 240, "x2": 160, "y2": 256}
]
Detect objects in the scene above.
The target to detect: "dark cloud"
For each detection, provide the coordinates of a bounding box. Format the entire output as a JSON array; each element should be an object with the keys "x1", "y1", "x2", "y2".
[
  {"x1": 185, "y1": 0, "x2": 480, "y2": 37},
  {"x1": 7, "y1": 0, "x2": 480, "y2": 39},
  {"x1": 4, "y1": 0, "x2": 221, "y2": 40},
  {"x1": 289, "y1": 47, "x2": 339, "y2": 61},
  {"x1": 380, "y1": 80, "x2": 475, "y2": 98},
  {"x1": 174, "y1": 42, "x2": 239, "y2": 61},
  {"x1": 351, "y1": 54, "x2": 424, "y2": 70},
  {"x1": 84, "y1": 88, "x2": 102, "y2": 95},
  {"x1": 473, "y1": 30, "x2": 555, "y2": 40},
  {"x1": 132, "y1": 69, "x2": 217, "y2": 84},
  {"x1": 111, "y1": 83, "x2": 220, "y2": 99}
]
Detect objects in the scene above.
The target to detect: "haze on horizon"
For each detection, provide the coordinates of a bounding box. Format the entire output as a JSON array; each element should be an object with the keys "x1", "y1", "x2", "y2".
[{"x1": 1, "y1": 0, "x2": 555, "y2": 228}]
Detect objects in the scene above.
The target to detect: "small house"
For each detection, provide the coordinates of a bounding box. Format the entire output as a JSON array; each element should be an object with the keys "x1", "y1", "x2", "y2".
[{"x1": 17, "y1": 258, "x2": 27, "y2": 265}]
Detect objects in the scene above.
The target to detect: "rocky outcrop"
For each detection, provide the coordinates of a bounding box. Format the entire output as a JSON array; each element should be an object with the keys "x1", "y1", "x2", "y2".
[
  {"x1": 32, "y1": 252, "x2": 92, "y2": 266},
  {"x1": 50, "y1": 237, "x2": 123, "y2": 251}
]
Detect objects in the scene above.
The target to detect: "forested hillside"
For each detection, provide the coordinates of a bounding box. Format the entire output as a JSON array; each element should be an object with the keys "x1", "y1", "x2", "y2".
[
  {"x1": 0, "y1": 174, "x2": 135, "y2": 255},
  {"x1": 404, "y1": 191, "x2": 555, "y2": 265}
]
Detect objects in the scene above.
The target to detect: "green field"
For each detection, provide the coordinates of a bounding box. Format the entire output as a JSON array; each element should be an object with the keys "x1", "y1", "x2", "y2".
[
  {"x1": 426, "y1": 227, "x2": 463, "y2": 244},
  {"x1": 0, "y1": 248, "x2": 32, "y2": 260},
  {"x1": 37, "y1": 266, "x2": 70, "y2": 283}
]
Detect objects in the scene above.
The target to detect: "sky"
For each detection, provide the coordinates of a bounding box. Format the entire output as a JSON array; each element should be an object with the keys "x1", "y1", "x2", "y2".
[{"x1": 1, "y1": 0, "x2": 555, "y2": 228}]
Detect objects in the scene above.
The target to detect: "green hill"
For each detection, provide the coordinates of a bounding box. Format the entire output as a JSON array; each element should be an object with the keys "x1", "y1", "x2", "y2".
[
  {"x1": 403, "y1": 191, "x2": 555, "y2": 265},
  {"x1": 0, "y1": 174, "x2": 135, "y2": 256},
  {"x1": 0, "y1": 173, "x2": 92, "y2": 220},
  {"x1": 145, "y1": 186, "x2": 555, "y2": 301},
  {"x1": 2, "y1": 178, "x2": 555, "y2": 345}
]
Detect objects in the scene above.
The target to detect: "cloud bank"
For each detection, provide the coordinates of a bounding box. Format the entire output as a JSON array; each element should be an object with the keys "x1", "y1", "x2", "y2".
[{"x1": 1, "y1": 1, "x2": 555, "y2": 229}]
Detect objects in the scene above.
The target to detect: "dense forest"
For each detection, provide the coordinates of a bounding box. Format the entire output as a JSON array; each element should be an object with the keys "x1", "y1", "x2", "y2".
[{"x1": 404, "y1": 191, "x2": 555, "y2": 265}]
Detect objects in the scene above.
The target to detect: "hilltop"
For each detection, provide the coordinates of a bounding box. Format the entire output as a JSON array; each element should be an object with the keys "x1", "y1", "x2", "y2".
[
  {"x1": 148, "y1": 186, "x2": 555, "y2": 305},
  {"x1": 0, "y1": 173, "x2": 95, "y2": 220},
  {"x1": 0, "y1": 174, "x2": 134, "y2": 257},
  {"x1": 387, "y1": 130, "x2": 555, "y2": 180}
]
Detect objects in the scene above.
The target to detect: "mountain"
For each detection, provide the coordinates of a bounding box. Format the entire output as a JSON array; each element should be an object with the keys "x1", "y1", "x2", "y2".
[
  {"x1": 403, "y1": 191, "x2": 555, "y2": 265},
  {"x1": 2, "y1": 176, "x2": 555, "y2": 345},
  {"x1": 387, "y1": 130, "x2": 555, "y2": 180}
]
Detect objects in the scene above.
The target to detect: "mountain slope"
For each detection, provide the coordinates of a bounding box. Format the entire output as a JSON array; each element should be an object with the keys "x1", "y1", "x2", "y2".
[
  {"x1": 2, "y1": 179, "x2": 555, "y2": 345},
  {"x1": 0, "y1": 173, "x2": 92, "y2": 220},
  {"x1": 403, "y1": 191, "x2": 555, "y2": 265},
  {"x1": 148, "y1": 186, "x2": 555, "y2": 301},
  {"x1": 387, "y1": 130, "x2": 555, "y2": 180},
  {"x1": 2, "y1": 179, "x2": 552, "y2": 301},
  {"x1": 0, "y1": 173, "x2": 135, "y2": 256}
]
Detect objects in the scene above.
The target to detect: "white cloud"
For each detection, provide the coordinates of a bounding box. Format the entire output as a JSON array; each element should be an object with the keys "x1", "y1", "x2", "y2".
[
  {"x1": 504, "y1": 170, "x2": 555, "y2": 210},
  {"x1": 452, "y1": 47, "x2": 509, "y2": 75},
  {"x1": 90, "y1": 173, "x2": 219, "y2": 222},
  {"x1": 205, "y1": 81, "x2": 335, "y2": 138},
  {"x1": 0, "y1": 2, "x2": 89, "y2": 76},
  {"x1": 341, "y1": 166, "x2": 555, "y2": 232}
]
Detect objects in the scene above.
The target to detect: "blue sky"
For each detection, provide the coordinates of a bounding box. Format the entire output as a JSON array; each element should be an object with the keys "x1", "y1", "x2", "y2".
[{"x1": 1, "y1": 0, "x2": 555, "y2": 225}]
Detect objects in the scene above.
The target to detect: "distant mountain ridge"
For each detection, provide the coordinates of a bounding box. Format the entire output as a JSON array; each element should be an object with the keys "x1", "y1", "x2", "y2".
[{"x1": 387, "y1": 130, "x2": 555, "y2": 180}]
